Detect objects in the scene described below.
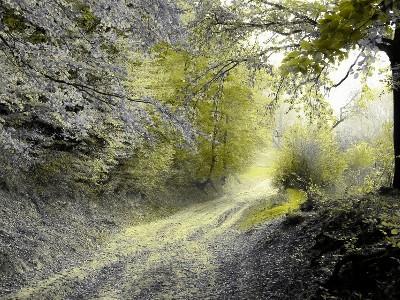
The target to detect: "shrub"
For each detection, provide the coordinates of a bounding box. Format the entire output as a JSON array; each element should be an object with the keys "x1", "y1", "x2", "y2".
[
  {"x1": 344, "y1": 122, "x2": 393, "y2": 194},
  {"x1": 372, "y1": 122, "x2": 394, "y2": 187},
  {"x1": 346, "y1": 142, "x2": 375, "y2": 169},
  {"x1": 109, "y1": 142, "x2": 175, "y2": 199},
  {"x1": 343, "y1": 142, "x2": 376, "y2": 192},
  {"x1": 273, "y1": 124, "x2": 346, "y2": 192},
  {"x1": 31, "y1": 152, "x2": 110, "y2": 199}
]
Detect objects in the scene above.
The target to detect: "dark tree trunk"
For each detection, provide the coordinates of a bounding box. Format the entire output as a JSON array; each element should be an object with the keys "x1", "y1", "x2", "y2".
[
  {"x1": 393, "y1": 70, "x2": 400, "y2": 188},
  {"x1": 221, "y1": 116, "x2": 229, "y2": 184},
  {"x1": 390, "y1": 27, "x2": 400, "y2": 188},
  {"x1": 209, "y1": 124, "x2": 218, "y2": 180}
]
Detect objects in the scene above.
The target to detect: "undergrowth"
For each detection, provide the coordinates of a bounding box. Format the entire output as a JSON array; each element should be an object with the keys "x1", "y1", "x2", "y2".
[
  {"x1": 302, "y1": 192, "x2": 400, "y2": 299},
  {"x1": 238, "y1": 188, "x2": 307, "y2": 229}
]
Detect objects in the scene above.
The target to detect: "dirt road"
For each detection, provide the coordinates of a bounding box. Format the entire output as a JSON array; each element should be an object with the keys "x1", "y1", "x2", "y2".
[{"x1": 6, "y1": 155, "x2": 305, "y2": 300}]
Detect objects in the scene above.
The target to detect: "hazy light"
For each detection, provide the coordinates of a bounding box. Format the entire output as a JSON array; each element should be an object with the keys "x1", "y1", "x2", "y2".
[{"x1": 328, "y1": 51, "x2": 391, "y2": 115}]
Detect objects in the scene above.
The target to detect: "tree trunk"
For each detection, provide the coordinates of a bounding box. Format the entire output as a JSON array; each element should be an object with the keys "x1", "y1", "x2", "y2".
[
  {"x1": 209, "y1": 124, "x2": 218, "y2": 180},
  {"x1": 393, "y1": 70, "x2": 400, "y2": 188},
  {"x1": 221, "y1": 115, "x2": 229, "y2": 184},
  {"x1": 391, "y1": 28, "x2": 400, "y2": 188}
]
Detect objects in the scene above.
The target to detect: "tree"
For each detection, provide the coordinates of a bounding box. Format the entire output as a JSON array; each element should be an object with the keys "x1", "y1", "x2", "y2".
[
  {"x1": 281, "y1": 0, "x2": 400, "y2": 188},
  {"x1": 0, "y1": 0, "x2": 185, "y2": 193},
  {"x1": 191, "y1": 0, "x2": 400, "y2": 188},
  {"x1": 125, "y1": 43, "x2": 270, "y2": 191}
]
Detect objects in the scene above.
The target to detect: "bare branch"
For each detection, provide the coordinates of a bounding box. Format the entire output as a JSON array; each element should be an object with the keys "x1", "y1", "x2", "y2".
[
  {"x1": 331, "y1": 49, "x2": 365, "y2": 89},
  {"x1": 331, "y1": 93, "x2": 359, "y2": 130}
]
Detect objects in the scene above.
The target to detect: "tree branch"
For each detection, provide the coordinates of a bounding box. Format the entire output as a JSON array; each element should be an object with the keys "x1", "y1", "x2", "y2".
[
  {"x1": 258, "y1": 0, "x2": 318, "y2": 26},
  {"x1": 331, "y1": 49, "x2": 364, "y2": 89},
  {"x1": 331, "y1": 93, "x2": 358, "y2": 130}
]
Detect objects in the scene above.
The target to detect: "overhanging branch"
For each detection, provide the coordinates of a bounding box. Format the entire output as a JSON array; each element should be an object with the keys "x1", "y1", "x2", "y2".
[{"x1": 331, "y1": 48, "x2": 365, "y2": 89}]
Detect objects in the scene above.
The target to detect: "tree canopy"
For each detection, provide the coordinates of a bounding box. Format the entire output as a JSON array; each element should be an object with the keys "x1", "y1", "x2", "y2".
[
  {"x1": 1, "y1": 0, "x2": 399, "y2": 196},
  {"x1": 190, "y1": 0, "x2": 400, "y2": 187}
]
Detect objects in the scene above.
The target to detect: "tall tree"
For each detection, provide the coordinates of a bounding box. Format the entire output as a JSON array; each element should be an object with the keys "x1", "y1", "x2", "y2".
[
  {"x1": 281, "y1": 0, "x2": 400, "y2": 188},
  {"x1": 191, "y1": 0, "x2": 400, "y2": 188},
  {"x1": 0, "y1": 0, "x2": 186, "y2": 192}
]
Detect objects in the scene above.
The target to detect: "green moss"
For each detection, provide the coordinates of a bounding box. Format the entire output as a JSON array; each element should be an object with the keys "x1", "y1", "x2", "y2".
[{"x1": 238, "y1": 189, "x2": 307, "y2": 230}]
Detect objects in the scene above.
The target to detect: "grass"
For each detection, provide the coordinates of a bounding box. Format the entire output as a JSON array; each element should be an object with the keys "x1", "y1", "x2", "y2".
[{"x1": 238, "y1": 188, "x2": 307, "y2": 230}]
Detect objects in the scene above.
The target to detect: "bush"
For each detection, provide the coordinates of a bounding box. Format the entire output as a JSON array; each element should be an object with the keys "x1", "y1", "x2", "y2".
[
  {"x1": 273, "y1": 124, "x2": 346, "y2": 192},
  {"x1": 343, "y1": 122, "x2": 393, "y2": 194},
  {"x1": 343, "y1": 142, "x2": 376, "y2": 192},
  {"x1": 31, "y1": 152, "x2": 111, "y2": 199},
  {"x1": 109, "y1": 142, "x2": 175, "y2": 199},
  {"x1": 372, "y1": 122, "x2": 394, "y2": 187}
]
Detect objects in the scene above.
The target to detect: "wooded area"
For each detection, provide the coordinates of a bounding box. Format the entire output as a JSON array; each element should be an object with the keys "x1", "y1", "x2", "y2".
[{"x1": 1, "y1": 0, "x2": 400, "y2": 299}]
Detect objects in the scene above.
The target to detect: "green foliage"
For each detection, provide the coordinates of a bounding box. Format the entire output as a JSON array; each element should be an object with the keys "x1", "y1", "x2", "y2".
[
  {"x1": 344, "y1": 122, "x2": 394, "y2": 194},
  {"x1": 28, "y1": 29, "x2": 48, "y2": 44},
  {"x1": 32, "y1": 153, "x2": 105, "y2": 198},
  {"x1": 273, "y1": 124, "x2": 346, "y2": 192},
  {"x1": 126, "y1": 43, "x2": 270, "y2": 191},
  {"x1": 373, "y1": 122, "x2": 394, "y2": 183},
  {"x1": 346, "y1": 142, "x2": 375, "y2": 169},
  {"x1": 343, "y1": 142, "x2": 377, "y2": 194},
  {"x1": 76, "y1": 5, "x2": 101, "y2": 33},
  {"x1": 126, "y1": 43, "x2": 190, "y2": 106},
  {"x1": 282, "y1": 0, "x2": 386, "y2": 75},
  {"x1": 273, "y1": 118, "x2": 393, "y2": 196},
  {"x1": 239, "y1": 188, "x2": 307, "y2": 229},
  {"x1": 187, "y1": 65, "x2": 268, "y2": 183},
  {"x1": 0, "y1": 0, "x2": 187, "y2": 201},
  {"x1": 111, "y1": 142, "x2": 176, "y2": 198},
  {"x1": 2, "y1": 8, "x2": 48, "y2": 44},
  {"x1": 380, "y1": 216, "x2": 400, "y2": 248},
  {"x1": 2, "y1": 9, "x2": 27, "y2": 32},
  {"x1": 22, "y1": 114, "x2": 140, "y2": 198}
]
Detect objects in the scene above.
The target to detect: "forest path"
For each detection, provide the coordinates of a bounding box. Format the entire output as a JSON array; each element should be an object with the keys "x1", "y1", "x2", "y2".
[{"x1": 6, "y1": 153, "x2": 280, "y2": 300}]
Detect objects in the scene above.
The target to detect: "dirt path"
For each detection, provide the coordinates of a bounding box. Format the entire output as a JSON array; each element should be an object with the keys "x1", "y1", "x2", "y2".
[{"x1": 5, "y1": 155, "x2": 291, "y2": 300}]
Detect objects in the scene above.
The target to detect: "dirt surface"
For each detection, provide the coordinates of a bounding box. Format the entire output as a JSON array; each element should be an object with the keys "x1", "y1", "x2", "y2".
[
  {"x1": 4, "y1": 152, "x2": 397, "y2": 299},
  {"x1": 3, "y1": 178, "x2": 282, "y2": 299},
  {"x1": 1, "y1": 152, "x2": 312, "y2": 299}
]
